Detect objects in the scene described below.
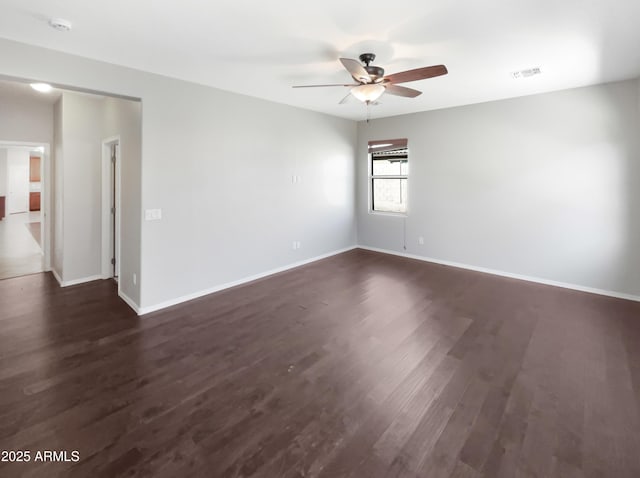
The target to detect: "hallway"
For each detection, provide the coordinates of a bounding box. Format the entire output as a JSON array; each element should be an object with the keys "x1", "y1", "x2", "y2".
[{"x1": 0, "y1": 211, "x2": 43, "y2": 279}]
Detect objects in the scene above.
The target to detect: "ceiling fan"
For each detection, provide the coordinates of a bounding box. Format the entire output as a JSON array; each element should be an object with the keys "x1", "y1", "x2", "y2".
[{"x1": 293, "y1": 53, "x2": 448, "y2": 104}]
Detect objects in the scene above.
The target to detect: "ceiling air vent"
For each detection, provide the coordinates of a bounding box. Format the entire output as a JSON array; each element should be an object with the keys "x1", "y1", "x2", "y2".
[{"x1": 511, "y1": 67, "x2": 541, "y2": 79}]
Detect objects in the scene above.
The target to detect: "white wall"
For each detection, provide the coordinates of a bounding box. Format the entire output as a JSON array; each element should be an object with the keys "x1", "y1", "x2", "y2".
[
  {"x1": 103, "y1": 97, "x2": 142, "y2": 304},
  {"x1": 49, "y1": 93, "x2": 142, "y2": 292},
  {"x1": 0, "y1": 38, "x2": 357, "y2": 311},
  {"x1": 357, "y1": 79, "x2": 640, "y2": 297},
  {"x1": 0, "y1": 91, "x2": 53, "y2": 145},
  {"x1": 140, "y1": 81, "x2": 356, "y2": 307},
  {"x1": 60, "y1": 92, "x2": 104, "y2": 282}
]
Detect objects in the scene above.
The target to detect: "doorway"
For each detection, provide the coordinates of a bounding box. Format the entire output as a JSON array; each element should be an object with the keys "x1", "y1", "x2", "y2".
[
  {"x1": 0, "y1": 141, "x2": 50, "y2": 280},
  {"x1": 101, "y1": 137, "x2": 120, "y2": 282}
]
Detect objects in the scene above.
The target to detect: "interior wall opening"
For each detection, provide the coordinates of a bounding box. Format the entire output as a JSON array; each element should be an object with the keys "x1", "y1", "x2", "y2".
[
  {"x1": 0, "y1": 77, "x2": 141, "y2": 308},
  {"x1": 0, "y1": 141, "x2": 50, "y2": 280}
]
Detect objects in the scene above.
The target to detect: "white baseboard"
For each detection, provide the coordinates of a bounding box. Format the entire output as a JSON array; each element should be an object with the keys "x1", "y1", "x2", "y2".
[
  {"x1": 137, "y1": 246, "x2": 358, "y2": 315},
  {"x1": 51, "y1": 267, "x2": 141, "y2": 313},
  {"x1": 53, "y1": 273, "x2": 104, "y2": 288},
  {"x1": 357, "y1": 245, "x2": 640, "y2": 303},
  {"x1": 118, "y1": 290, "x2": 141, "y2": 314},
  {"x1": 51, "y1": 268, "x2": 63, "y2": 286}
]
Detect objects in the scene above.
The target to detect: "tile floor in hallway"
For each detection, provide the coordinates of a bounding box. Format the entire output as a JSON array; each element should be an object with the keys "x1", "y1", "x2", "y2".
[{"x1": 0, "y1": 211, "x2": 43, "y2": 280}]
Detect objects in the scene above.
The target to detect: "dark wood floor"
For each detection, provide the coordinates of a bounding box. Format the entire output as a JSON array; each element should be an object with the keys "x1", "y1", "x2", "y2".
[{"x1": 1, "y1": 249, "x2": 640, "y2": 477}]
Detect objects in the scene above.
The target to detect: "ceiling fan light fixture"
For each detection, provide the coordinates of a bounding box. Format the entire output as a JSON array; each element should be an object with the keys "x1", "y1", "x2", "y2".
[{"x1": 351, "y1": 83, "x2": 385, "y2": 103}]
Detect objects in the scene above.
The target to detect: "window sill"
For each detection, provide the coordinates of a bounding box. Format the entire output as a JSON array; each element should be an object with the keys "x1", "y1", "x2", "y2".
[{"x1": 369, "y1": 210, "x2": 408, "y2": 218}]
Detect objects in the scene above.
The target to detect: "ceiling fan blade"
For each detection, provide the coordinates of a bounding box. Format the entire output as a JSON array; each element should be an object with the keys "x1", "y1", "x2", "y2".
[
  {"x1": 385, "y1": 84, "x2": 422, "y2": 98},
  {"x1": 339, "y1": 58, "x2": 371, "y2": 83},
  {"x1": 384, "y1": 65, "x2": 448, "y2": 84},
  {"x1": 292, "y1": 83, "x2": 359, "y2": 88}
]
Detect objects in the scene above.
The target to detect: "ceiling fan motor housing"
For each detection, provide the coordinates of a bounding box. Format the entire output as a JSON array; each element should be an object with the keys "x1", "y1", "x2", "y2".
[
  {"x1": 359, "y1": 53, "x2": 376, "y2": 65},
  {"x1": 359, "y1": 53, "x2": 384, "y2": 81},
  {"x1": 365, "y1": 65, "x2": 385, "y2": 81}
]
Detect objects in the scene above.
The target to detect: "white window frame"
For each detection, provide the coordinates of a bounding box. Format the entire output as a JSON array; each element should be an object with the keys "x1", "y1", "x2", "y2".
[{"x1": 369, "y1": 146, "x2": 409, "y2": 216}]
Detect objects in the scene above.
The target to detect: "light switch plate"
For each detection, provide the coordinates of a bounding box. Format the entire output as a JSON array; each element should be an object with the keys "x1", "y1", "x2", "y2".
[{"x1": 145, "y1": 209, "x2": 162, "y2": 221}]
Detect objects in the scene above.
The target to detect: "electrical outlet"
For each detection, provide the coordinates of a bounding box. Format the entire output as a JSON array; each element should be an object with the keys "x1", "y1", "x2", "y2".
[{"x1": 418, "y1": 236, "x2": 424, "y2": 245}]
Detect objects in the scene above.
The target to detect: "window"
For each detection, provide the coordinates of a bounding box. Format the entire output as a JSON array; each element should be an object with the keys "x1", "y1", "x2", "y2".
[{"x1": 369, "y1": 139, "x2": 408, "y2": 214}]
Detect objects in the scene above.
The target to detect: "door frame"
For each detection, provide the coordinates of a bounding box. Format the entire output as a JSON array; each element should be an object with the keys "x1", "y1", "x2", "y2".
[
  {"x1": 101, "y1": 136, "x2": 121, "y2": 283},
  {"x1": 0, "y1": 140, "x2": 51, "y2": 271}
]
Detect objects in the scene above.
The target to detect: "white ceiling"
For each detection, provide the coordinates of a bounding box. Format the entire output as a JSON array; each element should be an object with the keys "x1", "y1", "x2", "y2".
[{"x1": 1, "y1": 0, "x2": 639, "y2": 121}]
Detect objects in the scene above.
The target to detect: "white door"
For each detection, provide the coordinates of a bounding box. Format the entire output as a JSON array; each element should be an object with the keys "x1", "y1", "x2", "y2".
[{"x1": 7, "y1": 150, "x2": 29, "y2": 214}]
